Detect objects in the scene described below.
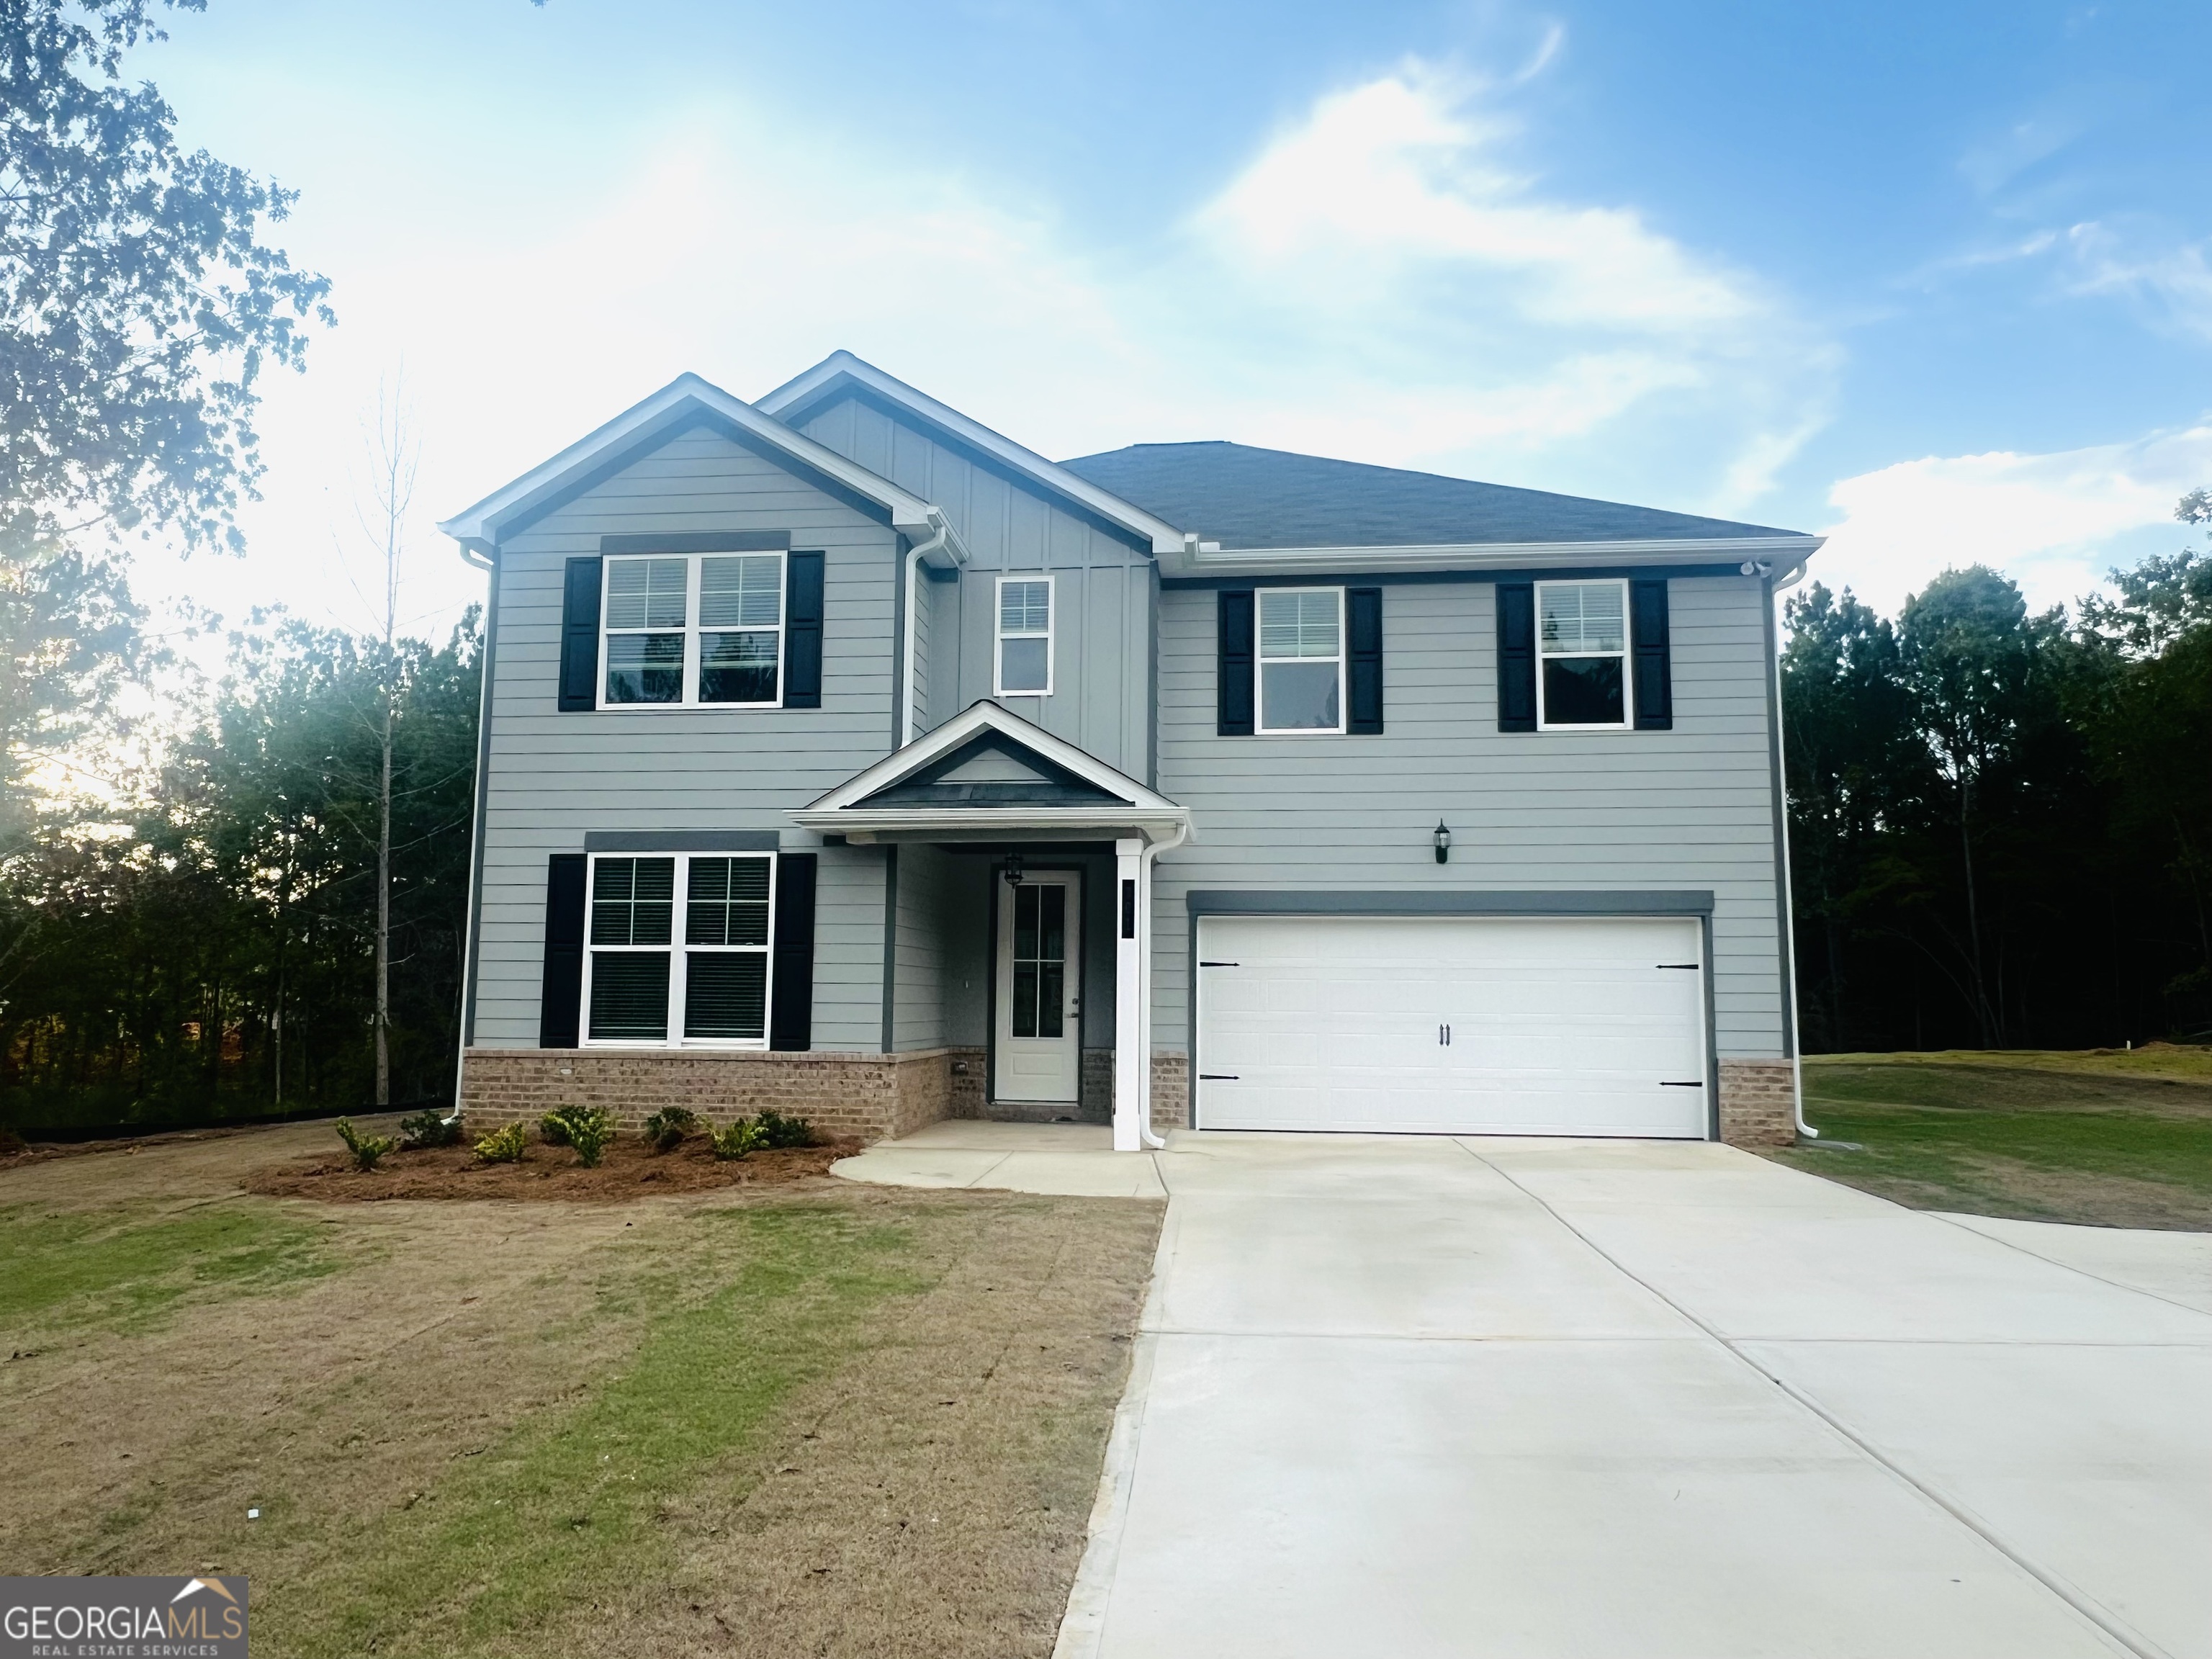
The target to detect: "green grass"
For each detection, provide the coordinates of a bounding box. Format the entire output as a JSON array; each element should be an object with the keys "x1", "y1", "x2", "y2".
[
  {"x1": 1812, "y1": 1043, "x2": 2212, "y2": 1084},
  {"x1": 1778, "y1": 1056, "x2": 2212, "y2": 1228},
  {"x1": 268, "y1": 1202, "x2": 931, "y2": 1659},
  {"x1": 0, "y1": 1200, "x2": 342, "y2": 1336}
]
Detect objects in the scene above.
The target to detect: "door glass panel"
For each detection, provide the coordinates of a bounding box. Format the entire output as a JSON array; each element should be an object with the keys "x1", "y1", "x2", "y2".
[
  {"x1": 1007, "y1": 883, "x2": 1068, "y2": 1040},
  {"x1": 1038, "y1": 886, "x2": 1065, "y2": 1038},
  {"x1": 1012, "y1": 963, "x2": 1039, "y2": 1038}
]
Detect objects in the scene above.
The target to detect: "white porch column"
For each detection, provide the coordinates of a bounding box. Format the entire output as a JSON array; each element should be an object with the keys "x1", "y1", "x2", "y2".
[{"x1": 1112, "y1": 836, "x2": 1144, "y2": 1151}]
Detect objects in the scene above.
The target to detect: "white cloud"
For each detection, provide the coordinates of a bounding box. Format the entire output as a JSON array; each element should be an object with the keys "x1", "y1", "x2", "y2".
[
  {"x1": 133, "y1": 57, "x2": 1838, "y2": 666},
  {"x1": 1817, "y1": 426, "x2": 2212, "y2": 616},
  {"x1": 2060, "y1": 223, "x2": 2212, "y2": 345}
]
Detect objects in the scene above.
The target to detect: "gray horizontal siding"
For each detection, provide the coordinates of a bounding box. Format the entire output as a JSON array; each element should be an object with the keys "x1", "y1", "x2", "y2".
[
  {"x1": 1151, "y1": 575, "x2": 1789, "y2": 1061},
  {"x1": 471, "y1": 426, "x2": 903, "y2": 1049}
]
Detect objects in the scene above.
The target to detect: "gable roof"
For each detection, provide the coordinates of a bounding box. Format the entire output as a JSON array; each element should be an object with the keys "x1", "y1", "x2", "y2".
[
  {"x1": 436, "y1": 372, "x2": 952, "y2": 559},
  {"x1": 791, "y1": 700, "x2": 1189, "y2": 843},
  {"x1": 1060, "y1": 441, "x2": 1820, "y2": 577},
  {"x1": 755, "y1": 351, "x2": 1187, "y2": 555}
]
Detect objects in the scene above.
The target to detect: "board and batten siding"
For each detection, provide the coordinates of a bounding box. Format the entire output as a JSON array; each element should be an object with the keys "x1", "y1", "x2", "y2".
[
  {"x1": 1150, "y1": 573, "x2": 1788, "y2": 1062},
  {"x1": 796, "y1": 395, "x2": 1156, "y2": 781},
  {"x1": 471, "y1": 425, "x2": 903, "y2": 1051}
]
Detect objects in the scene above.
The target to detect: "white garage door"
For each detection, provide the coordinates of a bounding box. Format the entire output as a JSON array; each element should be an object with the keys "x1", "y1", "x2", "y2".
[{"x1": 1195, "y1": 915, "x2": 1709, "y2": 1138}]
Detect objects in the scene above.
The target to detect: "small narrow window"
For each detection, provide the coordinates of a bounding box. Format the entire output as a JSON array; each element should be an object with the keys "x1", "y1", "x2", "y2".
[
  {"x1": 996, "y1": 575, "x2": 1053, "y2": 696},
  {"x1": 602, "y1": 559, "x2": 688, "y2": 704},
  {"x1": 1537, "y1": 579, "x2": 1632, "y2": 729},
  {"x1": 582, "y1": 852, "x2": 776, "y2": 1047},
  {"x1": 1256, "y1": 588, "x2": 1344, "y2": 734}
]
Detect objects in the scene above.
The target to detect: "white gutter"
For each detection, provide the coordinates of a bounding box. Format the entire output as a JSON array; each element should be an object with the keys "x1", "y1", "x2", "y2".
[
  {"x1": 1767, "y1": 565, "x2": 1817, "y2": 1142},
  {"x1": 899, "y1": 508, "x2": 968, "y2": 747}
]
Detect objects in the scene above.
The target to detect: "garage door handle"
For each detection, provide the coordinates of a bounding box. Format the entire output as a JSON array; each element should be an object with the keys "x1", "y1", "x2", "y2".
[
  {"x1": 1660, "y1": 1080, "x2": 1705, "y2": 1087},
  {"x1": 1200, "y1": 1074, "x2": 1239, "y2": 1080},
  {"x1": 1200, "y1": 961, "x2": 1239, "y2": 967},
  {"x1": 1657, "y1": 963, "x2": 1700, "y2": 970}
]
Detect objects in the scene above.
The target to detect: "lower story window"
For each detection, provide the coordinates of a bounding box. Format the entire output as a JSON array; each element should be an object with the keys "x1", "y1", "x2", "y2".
[{"x1": 584, "y1": 853, "x2": 775, "y2": 1046}]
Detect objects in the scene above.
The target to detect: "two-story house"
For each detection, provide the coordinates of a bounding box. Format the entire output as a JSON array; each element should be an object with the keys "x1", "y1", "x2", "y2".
[{"x1": 439, "y1": 351, "x2": 1818, "y2": 1152}]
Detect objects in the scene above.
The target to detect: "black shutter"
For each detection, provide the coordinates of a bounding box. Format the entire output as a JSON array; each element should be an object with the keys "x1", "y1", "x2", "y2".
[
  {"x1": 769, "y1": 853, "x2": 817, "y2": 1050},
  {"x1": 557, "y1": 557, "x2": 602, "y2": 711},
  {"x1": 783, "y1": 551, "x2": 824, "y2": 709},
  {"x1": 1347, "y1": 587, "x2": 1383, "y2": 734},
  {"x1": 1631, "y1": 578, "x2": 1673, "y2": 731},
  {"x1": 1218, "y1": 589, "x2": 1254, "y2": 736},
  {"x1": 539, "y1": 853, "x2": 588, "y2": 1047},
  {"x1": 1497, "y1": 582, "x2": 1537, "y2": 732}
]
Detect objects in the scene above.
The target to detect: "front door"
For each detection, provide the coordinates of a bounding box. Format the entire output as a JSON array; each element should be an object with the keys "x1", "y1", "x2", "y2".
[{"x1": 994, "y1": 873, "x2": 1082, "y2": 1102}]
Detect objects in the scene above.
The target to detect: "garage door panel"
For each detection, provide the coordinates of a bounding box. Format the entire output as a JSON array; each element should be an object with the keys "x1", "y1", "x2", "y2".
[{"x1": 1197, "y1": 915, "x2": 1707, "y2": 1139}]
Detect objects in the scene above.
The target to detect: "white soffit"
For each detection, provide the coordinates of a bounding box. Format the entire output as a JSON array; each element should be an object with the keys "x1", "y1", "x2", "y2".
[
  {"x1": 757, "y1": 351, "x2": 1187, "y2": 556},
  {"x1": 436, "y1": 372, "x2": 942, "y2": 557}
]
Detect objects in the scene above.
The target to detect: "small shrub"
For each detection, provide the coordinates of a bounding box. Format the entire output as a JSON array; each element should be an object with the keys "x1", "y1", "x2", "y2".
[
  {"x1": 543, "y1": 1105, "x2": 616, "y2": 1168},
  {"x1": 642, "y1": 1106, "x2": 701, "y2": 1154},
  {"x1": 475, "y1": 1120, "x2": 528, "y2": 1164},
  {"x1": 397, "y1": 1109, "x2": 462, "y2": 1150},
  {"x1": 754, "y1": 1108, "x2": 817, "y2": 1149},
  {"x1": 710, "y1": 1117, "x2": 767, "y2": 1161},
  {"x1": 334, "y1": 1118, "x2": 397, "y2": 1172}
]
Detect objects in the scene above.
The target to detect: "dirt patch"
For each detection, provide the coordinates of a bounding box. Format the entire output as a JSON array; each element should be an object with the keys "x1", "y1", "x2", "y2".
[{"x1": 244, "y1": 1132, "x2": 866, "y2": 1203}]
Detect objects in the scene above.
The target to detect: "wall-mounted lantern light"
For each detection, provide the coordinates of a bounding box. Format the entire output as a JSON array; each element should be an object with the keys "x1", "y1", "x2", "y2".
[
  {"x1": 1002, "y1": 853, "x2": 1025, "y2": 888},
  {"x1": 1433, "y1": 821, "x2": 1452, "y2": 865}
]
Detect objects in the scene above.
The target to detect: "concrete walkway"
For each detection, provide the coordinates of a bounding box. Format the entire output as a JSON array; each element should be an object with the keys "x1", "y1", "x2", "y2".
[{"x1": 834, "y1": 1125, "x2": 2212, "y2": 1659}]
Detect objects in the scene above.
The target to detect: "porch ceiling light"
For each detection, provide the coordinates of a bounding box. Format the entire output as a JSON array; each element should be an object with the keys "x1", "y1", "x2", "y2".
[
  {"x1": 1433, "y1": 820, "x2": 1452, "y2": 864},
  {"x1": 1002, "y1": 853, "x2": 1025, "y2": 887}
]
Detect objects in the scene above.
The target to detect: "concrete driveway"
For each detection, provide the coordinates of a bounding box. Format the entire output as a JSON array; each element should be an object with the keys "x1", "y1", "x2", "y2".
[{"x1": 836, "y1": 1125, "x2": 2211, "y2": 1659}]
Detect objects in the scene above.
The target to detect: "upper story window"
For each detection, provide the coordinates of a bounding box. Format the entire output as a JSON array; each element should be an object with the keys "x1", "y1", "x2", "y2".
[
  {"x1": 996, "y1": 575, "x2": 1053, "y2": 696},
  {"x1": 1537, "y1": 578, "x2": 1630, "y2": 729},
  {"x1": 601, "y1": 552, "x2": 784, "y2": 708},
  {"x1": 585, "y1": 853, "x2": 774, "y2": 1047},
  {"x1": 1257, "y1": 587, "x2": 1344, "y2": 734}
]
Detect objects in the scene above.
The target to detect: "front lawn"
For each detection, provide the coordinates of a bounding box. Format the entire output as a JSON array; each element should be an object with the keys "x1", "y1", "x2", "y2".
[
  {"x1": 0, "y1": 1120, "x2": 1162, "y2": 1658},
  {"x1": 1771, "y1": 1046, "x2": 2212, "y2": 1229}
]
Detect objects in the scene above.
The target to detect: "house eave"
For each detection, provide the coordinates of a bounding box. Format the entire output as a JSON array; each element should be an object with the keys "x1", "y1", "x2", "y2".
[
  {"x1": 435, "y1": 372, "x2": 949, "y2": 557},
  {"x1": 1155, "y1": 534, "x2": 1825, "y2": 580},
  {"x1": 791, "y1": 806, "x2": 1195, "y2": 846}
]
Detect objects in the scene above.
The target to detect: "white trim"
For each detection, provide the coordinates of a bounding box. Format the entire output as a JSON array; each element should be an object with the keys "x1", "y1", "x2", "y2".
[
  {"x1": 756, "y1": 351, "x2": 1186, "y2": 555},
  {"x1": 1254, "y1": 586, "x2": 1347, "y2": 737},
  {"x1": 801, "y1": 699, "x2": 1182, "y2": 815},
  {"x1": 1159, "y1": 533, "x2": 1825, "y2": 580},
  {"x1": 435, "y1": 372, "x2": 953, "y2": 558},
  {"x1": 596, "y1": 549, "x2": 787, "y2": 711},
  {"x1": 1534, "y1": 577, "x2": 1634, "y2": 732},
  {"x1": 579, "y1": 850, "x2": 776, "y2": 1049},
  {"x1": 994, "y1": 572, "x2": 1056, "y2": 698}
]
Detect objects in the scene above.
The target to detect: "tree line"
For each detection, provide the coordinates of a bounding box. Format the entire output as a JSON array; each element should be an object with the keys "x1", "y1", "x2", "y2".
[{"x1": 1782, "y1": 512, "x2": 2212, "y2": 1055}]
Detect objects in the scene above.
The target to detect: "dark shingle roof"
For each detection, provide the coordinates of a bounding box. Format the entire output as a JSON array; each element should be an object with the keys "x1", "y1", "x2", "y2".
[{"x1": 1057, "y1": 440, "x2": 1802, "y2": 549}]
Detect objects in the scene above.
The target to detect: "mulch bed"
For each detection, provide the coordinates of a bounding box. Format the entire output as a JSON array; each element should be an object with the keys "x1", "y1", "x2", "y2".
[{"x1": 245, "y1": 1132, "x2": 866, "y2": 1203}]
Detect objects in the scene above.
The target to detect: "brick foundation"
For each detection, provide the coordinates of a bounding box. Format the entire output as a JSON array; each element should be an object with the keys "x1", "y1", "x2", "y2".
[
  {"x1": 1150, "y1": 1051, "x2": 1190, "y2": 1131},
  {"x1": 1718, "y1": 1059, "x2": 1796, "y2": 1147},
  {"x1": 459, "y1": 1047, "x2": 955, "y2": 1146}
]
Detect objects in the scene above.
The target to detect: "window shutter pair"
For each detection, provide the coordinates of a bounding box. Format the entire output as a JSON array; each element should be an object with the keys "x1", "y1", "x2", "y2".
[
  {"x1": 1494, "y1": 579, "x2": 1673, "y2": 731},
  {"x1": 1215, "y1": 588, "x2": 1384, "y2": 735},
  {"x1": 556, "y1": 551, "x2": 825, "y2": 711},
  {"x1": 539, "y1": 852, "x2": 817, "y2": 1049}
]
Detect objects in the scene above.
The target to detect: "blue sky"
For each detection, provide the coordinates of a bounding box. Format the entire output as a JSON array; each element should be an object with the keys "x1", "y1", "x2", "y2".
[{"x1": 130, "y1": 0, "x2": 2212, "y2": 645}]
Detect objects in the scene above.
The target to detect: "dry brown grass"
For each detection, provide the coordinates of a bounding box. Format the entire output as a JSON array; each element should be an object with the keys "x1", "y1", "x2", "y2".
[{"x1": 0, "y1": 1118, "x2": 1163, "y2": 1658}]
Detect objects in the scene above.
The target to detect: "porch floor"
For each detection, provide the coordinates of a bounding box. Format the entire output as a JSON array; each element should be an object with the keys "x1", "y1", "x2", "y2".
[{"x1": 833, "y1": 1120, "x2": 1167, "y2": 1199}]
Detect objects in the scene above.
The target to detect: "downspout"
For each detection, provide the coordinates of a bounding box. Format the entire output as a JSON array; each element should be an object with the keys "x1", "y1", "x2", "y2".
[
  {"x1": 901, "y1": 509, "x2": 953, "y2": 748},
  {"x1": 450, "y1": 538, "x2": 498, "y2": 1127},
  {"x1": 1135, "y1": 818, "x2": 1190, "y2": 1150},
  {"x1": 1768, "y1": 556, "x2": 1817, "y2": 1141}
]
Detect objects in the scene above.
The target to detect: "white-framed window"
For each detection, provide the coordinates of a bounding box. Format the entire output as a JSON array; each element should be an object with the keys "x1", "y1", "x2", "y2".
[
  {"x1": 581, "y1": 853, "x2": 775, "y2": 1046},
  {"x1": 600, "y1": 552, "x2": 785, "y2": 709},
  {"x1": 995, "y1": 574, "x2": 1053, "y2": 696},
  {"x1": 1256, "y1": 586, "x2": 1344, "y2": 734},
  {"x1": 1536, "y1": 578, "x2": 1632, "y2": 729}
]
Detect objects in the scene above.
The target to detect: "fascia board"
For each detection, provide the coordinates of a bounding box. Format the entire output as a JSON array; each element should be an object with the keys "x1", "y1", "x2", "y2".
[
  {"x1": 791, "y1": 806, "x2": 1194, "y2": 842},
  {"x1": 1156, "y1": 534, "x2": 1825, "y2": 579},
  {"x1": 436, "y1": 372, "x2": 940, "y2": 552},
  {"x1": 757, "y1": 352, "x2": 1187, "y2": 555},
  {"x1": 804, "y1": 699, "x2": 1181, "y2": 814}
]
